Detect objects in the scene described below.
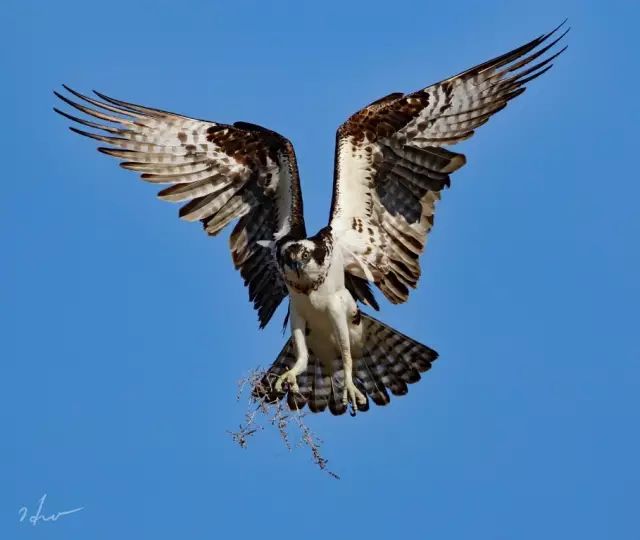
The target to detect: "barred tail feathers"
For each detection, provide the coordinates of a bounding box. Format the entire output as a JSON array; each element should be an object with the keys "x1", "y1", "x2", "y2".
[{"x1": 252, "y1": 314, "x2": 438, "y2": 416}]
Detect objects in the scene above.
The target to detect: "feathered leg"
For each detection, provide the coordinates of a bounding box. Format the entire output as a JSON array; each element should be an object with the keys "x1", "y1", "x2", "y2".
[
  {"x1": 328, "y1": 295, "x2": 366, "y2": 414},
  {"x1": 274, "y1": 308, "x2": 308, "y2": 393}
]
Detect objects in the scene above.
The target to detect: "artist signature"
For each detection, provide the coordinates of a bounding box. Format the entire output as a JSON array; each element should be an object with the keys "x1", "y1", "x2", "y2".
[{"x1": 18, "y1": 494, "x2": 84, "y2": 526}]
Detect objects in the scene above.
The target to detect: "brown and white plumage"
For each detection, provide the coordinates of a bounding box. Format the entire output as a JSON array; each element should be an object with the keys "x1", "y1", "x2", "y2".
[
  {"x1": 255, "y1": 314, "x2": 438, "y2": 414},
  {"x1": 54, "y1": 23, "x2": 567, "y2": 415},
  {"x1": 54, "y1": 86, "x2": 306, "y2": 327},
  {"x1": 330, "y1": 22, "x2": 568, "y2": 303}
]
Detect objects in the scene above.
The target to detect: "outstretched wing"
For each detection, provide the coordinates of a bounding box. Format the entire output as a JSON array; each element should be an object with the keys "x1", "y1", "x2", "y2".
[
  {"x1": 54, "y1": 87, "x2": 306, "y2": 328},
  {"x1": 329, "y1": 23, "x2": 568, "y2": 303}
]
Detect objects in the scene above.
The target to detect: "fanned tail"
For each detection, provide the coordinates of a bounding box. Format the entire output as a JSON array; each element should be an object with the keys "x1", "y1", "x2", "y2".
[{"x1": 252, "y1": 314, "x2": 438, "y2": 416}]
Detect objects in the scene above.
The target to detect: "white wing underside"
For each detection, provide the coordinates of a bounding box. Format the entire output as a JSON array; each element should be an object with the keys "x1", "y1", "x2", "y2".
[
  {"x1": 330, "y1": 23, "x2": 568, "y2": 303},
  {"x1": 54, "y1": 87, "x2": 307, "y2": 328}
]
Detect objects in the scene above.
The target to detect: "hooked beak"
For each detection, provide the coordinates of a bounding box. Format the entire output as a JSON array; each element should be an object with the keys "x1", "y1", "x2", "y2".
[{"x1": 286, "y1": 260, "x2": 302, "y2": 277}]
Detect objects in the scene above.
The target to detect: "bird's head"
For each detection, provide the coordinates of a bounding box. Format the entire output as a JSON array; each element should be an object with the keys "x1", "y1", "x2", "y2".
[
  {"x1": 277, "y1": 230, "x2": 332, "y2": 286},
  {"x1": 280, "y1": 240, "x2": 315, "y2": 277}
]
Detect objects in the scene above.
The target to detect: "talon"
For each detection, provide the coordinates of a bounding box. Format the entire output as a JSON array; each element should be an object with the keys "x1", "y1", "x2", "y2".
[
  {"x1": 349, "y1": 403, "x2": 358, "y2": 418},
  {"x1": 343, "y1": 380, "x2": 366, "y2": 414},
  {"x1": 274, "y1": 370, "x2": 299, "y2": 393}
]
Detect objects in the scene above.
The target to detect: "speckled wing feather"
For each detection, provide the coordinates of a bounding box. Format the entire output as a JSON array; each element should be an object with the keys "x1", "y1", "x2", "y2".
[
  {"x1": 330, "y1": 23, "x2": 568, "y2": 303},
  {"x1": 54, "y1": 87, "x2": 306, "y2": 328}
]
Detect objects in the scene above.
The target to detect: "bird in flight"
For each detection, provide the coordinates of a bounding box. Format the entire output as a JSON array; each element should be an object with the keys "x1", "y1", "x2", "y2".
[{"x1": 54, "y1": 23, "x2": 567, "y2": 416}]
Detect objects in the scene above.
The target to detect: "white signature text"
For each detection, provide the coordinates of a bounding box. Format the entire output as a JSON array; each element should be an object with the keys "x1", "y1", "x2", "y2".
[{"x1": 18, "y1": 494, "x2": 84, "y2": 526}]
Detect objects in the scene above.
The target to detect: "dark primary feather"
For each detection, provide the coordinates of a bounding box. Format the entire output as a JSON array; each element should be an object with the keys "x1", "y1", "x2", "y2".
[
  {"x1": 345, "y1": 273, "x2": 380, "y2": 311},
  {"x1": 330, "y1": 22, "x2": 568, "y2": 304},
  {"x1": 53, "y1": 86, "x2": 305, "y2": 328}
]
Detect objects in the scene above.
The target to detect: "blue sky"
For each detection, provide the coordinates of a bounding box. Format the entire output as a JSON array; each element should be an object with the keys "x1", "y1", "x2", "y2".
[{"x1": 4, "y1": 0, "x2": 639, "y2": 538}]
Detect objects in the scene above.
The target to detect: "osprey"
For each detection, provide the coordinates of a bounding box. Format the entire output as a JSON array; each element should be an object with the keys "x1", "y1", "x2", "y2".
[{"x1": 54, "y1": 24, "x2": 567, "y2": 416}]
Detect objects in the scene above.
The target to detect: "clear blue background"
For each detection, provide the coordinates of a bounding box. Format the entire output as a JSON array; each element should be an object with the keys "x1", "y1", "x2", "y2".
[{"x1": 4, "y1": 0, "x2": 639, "y2": 538}]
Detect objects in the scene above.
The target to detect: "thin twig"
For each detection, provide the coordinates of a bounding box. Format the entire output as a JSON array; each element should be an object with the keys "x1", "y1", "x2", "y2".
[{"x1": 228, "y1": 367, "x2": 340, "y2": 479}]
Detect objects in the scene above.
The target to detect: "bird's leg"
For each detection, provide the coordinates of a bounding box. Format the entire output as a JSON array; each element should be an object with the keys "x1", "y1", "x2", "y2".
[
  {"x1": 274, "y1": 310, "x2": 308, "y2": 394},
  {"x1": 329, "y1": 299, "x2": 366, "y2": 414}
]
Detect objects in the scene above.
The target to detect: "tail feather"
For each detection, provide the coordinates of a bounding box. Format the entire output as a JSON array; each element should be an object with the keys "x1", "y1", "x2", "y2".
[
  {"x1": 328, "y1": 369, "x2": 349, "y2": 415},
  {"x1": 308, "y1": 360, "x2": 331, "y2": 413},
  {"x1": 354, "y1": 356, "x2": 390, "y2": 406},
  {"x1": 366, "y1": 339, "x2": 408, "y2": 396},
  {"x1": 253, "y1": 314, "x2": 438, "y2": 416}
]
